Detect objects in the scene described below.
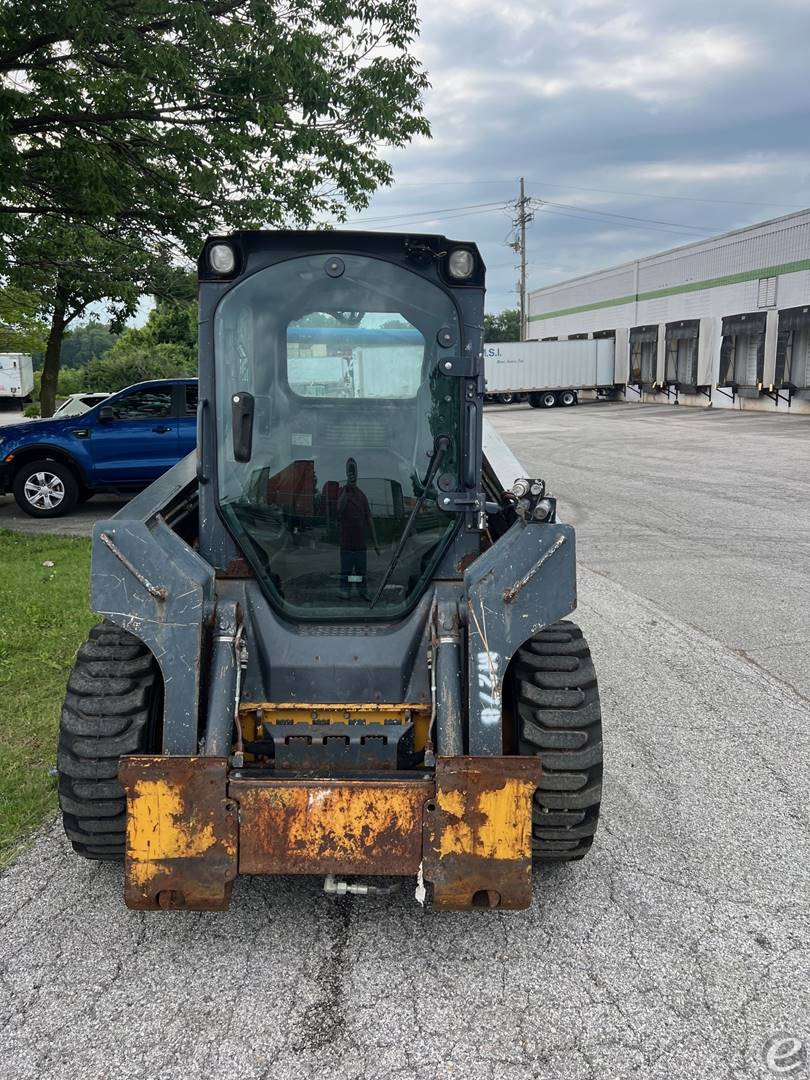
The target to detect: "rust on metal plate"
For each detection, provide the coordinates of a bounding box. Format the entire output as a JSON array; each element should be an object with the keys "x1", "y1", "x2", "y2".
[
  {"x1": 231, "y1": 777, "x2": 433, "y2": 876},
  {"x1": 118, "y1": 755, "x2": 237, "y2": 911},
  {"x1": 422, "y1": 756, "x2": 541, "y2": 911}
]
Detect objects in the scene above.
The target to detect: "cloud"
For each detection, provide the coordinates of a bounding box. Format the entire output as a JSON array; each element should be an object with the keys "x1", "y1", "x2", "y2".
[{"x1": 341, "y1": 0, "x2": 810, "y2": 313}]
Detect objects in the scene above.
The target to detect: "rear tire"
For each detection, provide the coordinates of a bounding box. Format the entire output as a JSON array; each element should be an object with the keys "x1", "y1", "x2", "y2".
[
  {"x1": 497, "y1": 393, "x2": 515, "y2": 405},
  {"x1": 558, "y1": 390, "x2": 578, "y2": 407},
  {"x1": 510, "y1": 620, "x2": 602, "y2": 860},
  {"x1": 58, "y1": 621, "x2": 162, "y2": 860}
]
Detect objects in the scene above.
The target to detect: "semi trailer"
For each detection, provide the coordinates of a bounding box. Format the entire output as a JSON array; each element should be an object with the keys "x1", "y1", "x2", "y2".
[{"x1": 483, "y1": 338, "x2": 617, "y2": 407}]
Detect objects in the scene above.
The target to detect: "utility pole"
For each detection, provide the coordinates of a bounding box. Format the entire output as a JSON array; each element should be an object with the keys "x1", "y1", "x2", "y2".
[
  {"x1": 509, "y1": 178, "x2": 533, "y2": 340},
  {"x1": 519, "y1": 176, "x2": 527, "y2": 341}
]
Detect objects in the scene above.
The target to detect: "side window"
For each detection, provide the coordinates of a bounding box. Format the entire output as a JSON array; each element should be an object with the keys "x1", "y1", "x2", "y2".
[
  {"x1": 110, "y1": 388, "x2": 172, "y2": 420},
  {"x1": 185, "y1": 384, "x2": 199, "y2": 416}
]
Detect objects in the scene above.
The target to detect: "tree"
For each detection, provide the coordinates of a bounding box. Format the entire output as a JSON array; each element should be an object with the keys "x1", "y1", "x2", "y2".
[
  {"x1": 7, "y1": 220, "x2": 181, "y2": 414},
  {"x1": 0, "y1": 1, "x2": 429, "y2": 244},
  {"x1": 1, "y1": 2, "x2": 429, "y2": 413},
  {"x1": 0, "y1": 285, "x2": 48, "y2": 352},
  {"x1": 484, "y1": 309, "x2": 521, "y2": 342},
  {"x1": 59, "y1": 323, "x2": 119, "y2": 369}
]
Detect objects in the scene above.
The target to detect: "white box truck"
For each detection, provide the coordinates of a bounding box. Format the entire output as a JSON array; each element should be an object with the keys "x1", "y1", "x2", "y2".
[
  {"x1": 483, "y1": 338, "x2": 616, "y2": 407},
  {"x1": 0, "y1": 353, "x2": 34, "y2": 401}
]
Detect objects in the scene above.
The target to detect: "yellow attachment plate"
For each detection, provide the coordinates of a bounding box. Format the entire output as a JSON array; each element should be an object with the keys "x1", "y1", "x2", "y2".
[
  {"x1": 231, "y1": 777, "x2": 433, "y2": 876},
  {"x1": 119, "y1": 756, "x2": 237, "y2": 911},
  {"x1": 424, "y1": 756, "x2": 542, "y2": 910},
  {"x1": 239, "y1": 701, "x2": 431, "y2": 750}
]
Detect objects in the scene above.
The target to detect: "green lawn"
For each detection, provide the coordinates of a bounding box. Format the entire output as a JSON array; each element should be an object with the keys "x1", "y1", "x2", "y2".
[{"x1": 0, "y1": 530, "x2": 96, "y2": 863}]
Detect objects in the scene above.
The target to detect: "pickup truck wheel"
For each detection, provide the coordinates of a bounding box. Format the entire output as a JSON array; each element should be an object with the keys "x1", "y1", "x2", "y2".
[
  {"x1": 509, "y1": 620, "x2": 602, "y2": 861},
  {"x1": 58, "y1": 621, "x2": 162, "y2": 860},
  {"x1": 13, "y1": 458, "x2": 79, "y2": 517}
]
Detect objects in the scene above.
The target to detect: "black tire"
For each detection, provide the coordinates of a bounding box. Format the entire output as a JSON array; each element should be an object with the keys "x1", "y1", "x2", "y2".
[
  {"x1": 58, "y1": 621, "x2": 161, "y2": 860},
  {"x1": 558, "y1": 390, "x2": 578, "y2": 407},
  {"x1": 13, "y1": 458, "x2": 79, "y2": 517},
  {"x1": 497, "y1": 393, "x2": 515, "y2": 405},
  {"x1": 510, "y1": 620, "x2": 602, "y2": 861},
  {"x1": 537, "y1": 392, "x2": 557, "y2": 408}
]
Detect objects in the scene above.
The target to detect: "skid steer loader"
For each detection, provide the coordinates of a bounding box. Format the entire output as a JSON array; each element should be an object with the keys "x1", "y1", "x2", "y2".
[{"x1": 57, "y1": 231, "x2": 602, "y2": 911}]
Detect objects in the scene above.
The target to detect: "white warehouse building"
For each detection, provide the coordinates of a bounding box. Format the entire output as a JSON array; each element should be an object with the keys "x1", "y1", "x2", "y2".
[{"x1": 527, "y1": 208, "x2": 810, "y2": 413}]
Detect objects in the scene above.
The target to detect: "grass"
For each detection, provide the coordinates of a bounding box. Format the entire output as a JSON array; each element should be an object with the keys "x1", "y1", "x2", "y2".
[{"x1": 0, "y1": 529, "x2": 96, "y2": 864}]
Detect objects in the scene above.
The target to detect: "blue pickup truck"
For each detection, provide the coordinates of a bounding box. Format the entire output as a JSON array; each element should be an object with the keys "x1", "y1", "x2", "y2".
[{"x1": 0, "y1": 378, "x2": 198, "y2": 517}]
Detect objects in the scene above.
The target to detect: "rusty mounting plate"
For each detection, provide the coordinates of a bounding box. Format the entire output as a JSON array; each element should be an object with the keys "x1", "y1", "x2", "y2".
[
  {"x1": 422, "y1": 756, "x2": 541, "y2": 911},
  {"x1": 231, "y1": 776, "x2": 433, "y2": 876},
  {"x1": 118, "y1": 756, "x2": 238, "y2": 911}
]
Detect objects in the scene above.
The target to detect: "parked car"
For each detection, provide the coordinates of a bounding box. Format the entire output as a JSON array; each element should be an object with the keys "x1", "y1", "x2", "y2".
[
  {"x1": 52, "y1": 392, "x2": 112, "y2": 418},
  {"x1": 0, "y1": 378, "x2": 198, "y2": 517}
]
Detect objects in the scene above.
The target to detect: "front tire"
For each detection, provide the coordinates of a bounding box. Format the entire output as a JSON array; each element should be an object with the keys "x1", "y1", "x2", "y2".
[
  {"x1": 13, "y1": 458, "x2": 79, "y2": 517},
  {"x1": 510, "y1": 621, "x2": 602, "y2": 860},
  {"x1": 58, "y1": 622, "x2": 162, "y2": 860}
]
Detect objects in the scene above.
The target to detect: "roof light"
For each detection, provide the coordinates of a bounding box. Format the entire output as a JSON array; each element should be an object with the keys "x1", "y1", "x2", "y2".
[
  {"x1": 208, "y1": 243, "x2": 236, "y2": 275},
  {"x1": 447, "y1": 248, "x2": 474, "y2": 280}
]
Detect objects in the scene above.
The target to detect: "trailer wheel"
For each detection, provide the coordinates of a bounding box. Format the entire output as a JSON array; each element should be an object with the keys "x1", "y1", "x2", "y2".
[
  {"x1": 57, "y1": 621, "x2": 162, "y2": 860},
  {"x1": 558, "y1": 390, "x2": 578, "y2": 407},
  {"x1": 497, "y1": 393, "x2": 515, "y2": 405},
  {"x1": 509, "y1": 620, "x2": 602, "y2": 860}
]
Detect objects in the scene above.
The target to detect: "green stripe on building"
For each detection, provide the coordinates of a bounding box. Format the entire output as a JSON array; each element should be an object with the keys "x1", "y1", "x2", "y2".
[{"x1": 528, "y1": 256, "x2": 810, "y2": 322}]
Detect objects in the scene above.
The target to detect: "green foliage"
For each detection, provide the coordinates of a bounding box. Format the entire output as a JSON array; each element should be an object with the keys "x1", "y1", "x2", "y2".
[
  {"x1": 484, "y1": 309, "x2": 521, "y2": 342},
  {"x1": 0, "y1": 531, "x2": 95, "y2": 864},
  {"x1": 1, "y1": 5, "x2": 429, "y2": 413},
  {"x1": 0, "y1": 285, "x2": 48, "y2": 352},
  {"x1": 0, "y1": 2, "x2": 430, "y2": 245},
  {"x1": 59, "y1": 322, "x2": 119, "y2": 370},
  {"x1": 57, "y1": 295, "x2": 198, "y2": 394}
]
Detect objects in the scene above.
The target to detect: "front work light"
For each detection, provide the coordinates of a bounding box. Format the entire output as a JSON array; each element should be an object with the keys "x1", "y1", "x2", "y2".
[
  {"x1": 208, "y1": 243, "x2": 237, "y2": 275},
  {"x1": 447, "y1": 248, "x2": 475, "y2": 280}
]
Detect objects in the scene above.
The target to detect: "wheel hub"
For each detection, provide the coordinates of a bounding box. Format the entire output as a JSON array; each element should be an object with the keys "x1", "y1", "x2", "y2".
[{"x1": 24, "y1": 470, "x2": 65, "y2": 510}]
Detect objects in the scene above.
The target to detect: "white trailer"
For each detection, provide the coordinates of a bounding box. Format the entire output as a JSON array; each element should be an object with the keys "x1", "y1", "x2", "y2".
[
  {"x1": 483, "y1": 338, "x2": 616, "y2": 407},
  {"x1": 0, "y1": 353, "x2": 34, "y2": 401}
]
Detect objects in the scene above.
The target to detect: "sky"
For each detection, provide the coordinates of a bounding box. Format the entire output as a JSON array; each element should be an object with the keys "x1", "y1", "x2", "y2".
[{"x1": 331, "y1": 0, "x2": 810, "y2": 315}]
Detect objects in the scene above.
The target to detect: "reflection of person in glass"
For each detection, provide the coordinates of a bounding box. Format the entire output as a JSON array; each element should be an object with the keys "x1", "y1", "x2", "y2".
[{"x1": 338, "y1": 457, "x2": 380, "y2": 599}]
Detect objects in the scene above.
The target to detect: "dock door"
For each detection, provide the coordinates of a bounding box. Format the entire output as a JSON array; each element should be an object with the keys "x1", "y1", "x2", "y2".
[
  {"x1": 664, "y1": 320, "x2": 702, "y2": 393},
  {"x1": 775, "y1": 306, "x2": 810, "y2": 395},
  {"x1": 629, "y1": 325, "x2": 658, "y2": 389},
  {"x1": 718, "y1": 312, "x2": 765, "y2": 395}
]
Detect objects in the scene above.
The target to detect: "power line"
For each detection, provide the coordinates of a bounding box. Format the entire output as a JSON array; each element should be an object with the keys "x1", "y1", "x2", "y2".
[
  {"x1": 333, "y1": 200, "x2": 506, "y2": 228},
  {"x1": 387, "y1": 175, "x2": 803, "y2": 210},
  {"x1": 537, "y1": 199, "x2": 717, "y2": 233},
  {"x1": 536, "y1": 205, "x2": 714, "y2": 238}
]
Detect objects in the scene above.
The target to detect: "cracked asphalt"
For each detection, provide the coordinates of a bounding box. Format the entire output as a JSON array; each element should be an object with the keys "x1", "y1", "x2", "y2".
[{"x1": 1, "y1": 402, "x2": 809, "y2": 1080}]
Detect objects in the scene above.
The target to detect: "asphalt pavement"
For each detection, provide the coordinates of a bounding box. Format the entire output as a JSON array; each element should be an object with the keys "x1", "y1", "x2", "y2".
[{"x1": 0, "y1": 401, "x2": 808, "y2": 1080}]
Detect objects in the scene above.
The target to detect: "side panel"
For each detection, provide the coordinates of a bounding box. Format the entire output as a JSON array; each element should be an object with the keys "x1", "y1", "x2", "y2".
[
  {"x1": 465, "y1": 520, "x2": 577, "y2": 755},
  {"x1": 91, "y1": 455, "x2": 215, "y2": 754}
]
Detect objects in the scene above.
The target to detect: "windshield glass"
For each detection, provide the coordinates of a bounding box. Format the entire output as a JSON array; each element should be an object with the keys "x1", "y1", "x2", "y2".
[{"x1": 214, "y1": 253, "x2": 461, "y2": 619}]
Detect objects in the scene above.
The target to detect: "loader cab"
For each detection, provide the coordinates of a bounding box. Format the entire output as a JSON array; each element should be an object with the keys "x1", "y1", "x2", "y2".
[{"x1": 197, "y1": 232, "x2": 485, "y2": 620}]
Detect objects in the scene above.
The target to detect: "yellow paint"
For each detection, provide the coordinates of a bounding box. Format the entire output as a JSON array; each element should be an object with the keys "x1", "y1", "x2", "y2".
[
  {"x1": 127, "y1": 778, "x2": 221, "y2": 886},
  {"x1": 240, "y1": 701, "x2": 431, "y2": 750},
  {"x1": 435, "y1": 778, "x2": 534, "y2": 861}
]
